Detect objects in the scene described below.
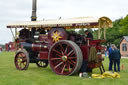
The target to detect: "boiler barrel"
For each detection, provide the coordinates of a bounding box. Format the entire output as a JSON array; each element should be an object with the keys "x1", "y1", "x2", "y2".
[{"x1": 20, "y1": 42, "x2": 48, "y2": 52}]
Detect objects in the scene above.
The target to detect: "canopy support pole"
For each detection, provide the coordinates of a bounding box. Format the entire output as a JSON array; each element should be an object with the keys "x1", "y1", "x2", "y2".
[
  {"x1": 98, "y1": 21, "x2": 101, "y2": 39},
  {"x1": 10, "y1": 28, "x2": 15, "y2": 40},
  {"x1": 103, "y1": 21, "x2": 107, "y2": 40},
  {"x1": 98, "y1": 28, "x2": 100, "y2": 39},
  {"x1": 103, "y1": 28, "x2": 106, "y2": 39},
  {"x1": 15, "y1": 28, "x2": 17, "y2": 39}
]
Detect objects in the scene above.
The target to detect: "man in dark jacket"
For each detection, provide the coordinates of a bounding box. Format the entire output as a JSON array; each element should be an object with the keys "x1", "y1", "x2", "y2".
[
  {"x1": 85, "y1": 30, "x2": 93, "y2": 40},
  {"x1": 111, "y1": 44, "x2": 121, "y2": 72}
]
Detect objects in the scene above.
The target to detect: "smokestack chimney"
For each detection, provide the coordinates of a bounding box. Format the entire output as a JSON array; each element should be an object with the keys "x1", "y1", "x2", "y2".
[{"x1": 31, "y1": 0, "x2": 37, "y2": 21}]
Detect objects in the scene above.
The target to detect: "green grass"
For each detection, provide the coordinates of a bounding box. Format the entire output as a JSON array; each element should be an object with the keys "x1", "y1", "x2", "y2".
[{"x1": 0, "y1": 52, "x2": 128, "y2": 85}]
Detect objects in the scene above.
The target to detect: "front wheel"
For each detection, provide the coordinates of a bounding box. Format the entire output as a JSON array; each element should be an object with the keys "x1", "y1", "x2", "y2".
[
  {"x1": 14, "y1": 49, "x2": 29, "y2": 70},
  {"x1": 48, "y1": 40, "x2": 83, "y2": 76}
]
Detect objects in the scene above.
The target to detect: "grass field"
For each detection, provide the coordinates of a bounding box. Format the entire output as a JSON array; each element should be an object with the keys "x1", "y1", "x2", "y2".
[{"x1": 0, "y1": 52, "x2": 128, "y2": 85}]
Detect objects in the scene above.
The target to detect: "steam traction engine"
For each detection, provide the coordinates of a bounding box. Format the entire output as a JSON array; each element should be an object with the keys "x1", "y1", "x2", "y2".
[{"x1": 7, "y1": 17, "x2": 112, "y2": 75}]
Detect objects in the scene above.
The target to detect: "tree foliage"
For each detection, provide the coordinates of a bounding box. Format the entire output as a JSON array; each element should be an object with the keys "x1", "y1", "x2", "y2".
[
  {"x1": 120, "y1": 15, "x2": 128, "y2": 35},
  {"x1": 106, "y1": 18, "x2": 125, "y2": 47},
  {"x1": 77, "y1": 28, "x2": 85, "y2": 35}
]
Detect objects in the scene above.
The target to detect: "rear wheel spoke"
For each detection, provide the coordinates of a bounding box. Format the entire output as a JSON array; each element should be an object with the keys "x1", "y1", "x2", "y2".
[
  {"x1": 67, "y1": 60, "x2": 75, "y2": 66},
  {"x1": 60, "y1": 49, "x2": 64, "y2": 56},
  {"x1": 54, "y1": 62, "x2": 63, "y2": 69},
  {"x1": 55, "y1": 60, "x2": 62, "y2": 65},
  {"x1": 50, "y1": 58, "x2": 61, "y2": 60},
  {"x1": 67, "y1": 50, "x2": 74, "y2": 57},
  {"x1": 56, "y1": 54, "x2": 62, "y2": 57},
  {"x1": 61, "y1": 63, "x2": 67, "y2": 74},
  {"x1": 59, "y1": 43, "x2": 64, "y2": 52},
  {"x1": 53, "y1": 49, "x2": 62, "y2": 56},
  {"x1": 70, "y1": 59, "x2": 76, "y2": 64},
  {"x1": 67, "y1": 63, "x2": 71, "y2": 72},
  {"x1": 64, "y1": 46, "x2": 68, "y2": 55},
  {"x1": 68, "y1": 57, "x2": 76, "y2": 60}
]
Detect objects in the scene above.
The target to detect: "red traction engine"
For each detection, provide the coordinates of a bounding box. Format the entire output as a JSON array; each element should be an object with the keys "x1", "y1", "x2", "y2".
[{"x1": 7, "y1": 17, "x2": 112, "y2": 76}]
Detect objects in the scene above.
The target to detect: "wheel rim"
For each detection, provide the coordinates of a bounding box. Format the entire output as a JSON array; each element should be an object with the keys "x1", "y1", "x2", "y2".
[
  {"x1": 15, "y1": 52, "x2": 28, "y2": 70},
  {"x1": 49, "y1": 41, "x2": 80, "y2": 75}
]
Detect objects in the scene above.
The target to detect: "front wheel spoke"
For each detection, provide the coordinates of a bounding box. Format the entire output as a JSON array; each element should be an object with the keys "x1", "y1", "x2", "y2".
[
  {"x1": 39, "y1": 62, "x2": 42, "y2": 66},
  {"x1": 43, "y1": 62, "x2": 46, "y2": 66},
  {"x1": 22, "y1": 59, "x2": 26, "y2": 63},
  {"x1": 42, "y1": 62, "x2": 46, "y2": 66},
  {"x1": 17, "y1": 59, "x2": 21, "y2": 63},
  {"x1": 54, "y1": 62, "x2": 63, "y2": 69},
  {"x1": 18, "y1": 54, "x2": 22, "y2": 57},
  {"x1": 19, "y1": 63, "x2": 23, "y2": 68},
  {"x1": 22, "y1": 57, "x2": 26, "y2": 61},
  {"x1": 23, "y1": 62, "x2": 26, "y2": 66},
  {"x1": 20, "y1": 53, "x2": 25, "y2": 57},
  {"x1": 17, "y1": 62, "x2": 20, "y2": 65}
]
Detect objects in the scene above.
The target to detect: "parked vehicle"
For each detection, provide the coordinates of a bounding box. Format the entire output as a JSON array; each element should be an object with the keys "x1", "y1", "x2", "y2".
[{"x1": 7, "y1": 16, "x2": 112, "y2": 75}]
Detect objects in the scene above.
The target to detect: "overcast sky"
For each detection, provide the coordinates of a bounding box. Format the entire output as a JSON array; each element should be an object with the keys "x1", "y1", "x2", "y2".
[{"x1": 0, "y1": 0, "x2": 128, "y2": 44}]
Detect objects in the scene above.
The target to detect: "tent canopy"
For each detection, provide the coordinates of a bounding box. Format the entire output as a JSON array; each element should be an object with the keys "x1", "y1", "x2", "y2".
[{"x1": 7, "y1": 16, "x2": 112, "y2": 29}]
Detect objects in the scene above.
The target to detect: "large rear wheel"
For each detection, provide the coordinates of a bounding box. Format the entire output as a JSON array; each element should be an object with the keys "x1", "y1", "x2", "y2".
[{"x1": 49, "y1": 40, "x2": 83, "y2": 75}]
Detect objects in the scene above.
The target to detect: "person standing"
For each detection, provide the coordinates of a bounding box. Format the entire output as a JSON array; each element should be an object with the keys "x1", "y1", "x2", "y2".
[
  {"x1": 104, "y1": 46, "x2": 108, "y2": 58},
  {"x1": 108, "y1": 45, "x2": 113, "y2": 71},
  {"x1": 79, "y1": 30, "x2": 93, "y2": 77},
  {"x1": 111, "y1": 44, "x2": 121, "y2": 72},
  {"x1": 85, "y1": 30, "x2": 93, "y2": 40}
]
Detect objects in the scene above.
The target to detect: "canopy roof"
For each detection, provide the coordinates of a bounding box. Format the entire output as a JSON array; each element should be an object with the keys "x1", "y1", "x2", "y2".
[{"x1": 7, "y1": 16, "x2": 112, "y2": 29}]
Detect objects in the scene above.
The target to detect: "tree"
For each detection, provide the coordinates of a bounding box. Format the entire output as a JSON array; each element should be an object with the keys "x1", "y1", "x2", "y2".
[
  {"x1": 77, "y1": 28, "x2": 85, "y2": 35},
  {"x1": 120, "y1": 15, "x2": 128, "y2": 35},
  {"x1": 105, "y1": 18, "x2": 124, "y2": 47}
]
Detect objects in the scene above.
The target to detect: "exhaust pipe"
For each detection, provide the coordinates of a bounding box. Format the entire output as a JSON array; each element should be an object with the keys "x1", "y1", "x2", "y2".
[{"x1": 31, "y1": 0, "x2": 37, "y2": 21}]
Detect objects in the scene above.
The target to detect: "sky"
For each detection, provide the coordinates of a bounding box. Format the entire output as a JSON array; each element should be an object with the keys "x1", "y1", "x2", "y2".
[{"x1": 0, "y1": 0, "x2": 128, "y2": 44}]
